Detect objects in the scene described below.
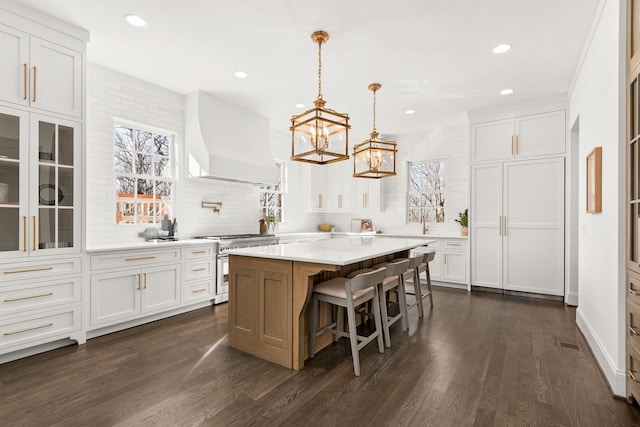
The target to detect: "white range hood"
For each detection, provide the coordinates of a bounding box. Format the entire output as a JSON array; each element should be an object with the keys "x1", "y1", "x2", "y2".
[{"x1": 185, "y1": 90, "x2": 279, "y2": 186}]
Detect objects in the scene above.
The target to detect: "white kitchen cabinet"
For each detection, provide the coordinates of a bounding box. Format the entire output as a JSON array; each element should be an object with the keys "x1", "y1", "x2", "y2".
[
  {"x1": 352, "y1": 176, "x2": 382, "y2": 211},
  {"x1": 0, "y1": 105, "x2": 81, "y2": 260},
  {"x1": 182, "y1": 244, "x2": 216, "y2": 303},
  {"x1": 412, "y1": 238, "x2": 467, "y2": 286},
  {"x1": 90, "y1": 263, "x2": 181, "y2": 327},
  {"x1": 471, "y1": 110, "x2": 565, "y2": 162},
  {"x1": 0, "y1": 23, "x2": 82, "y2": 118},
  {"x1": 471, "y1": 158, "x2": 565, "y2": 296},
  {"x1": 308, "y1": 165, "x2": 327, "y2": 211},
  {"x1": 327, "y1": 161, "x2": 352, "y2": 211}
]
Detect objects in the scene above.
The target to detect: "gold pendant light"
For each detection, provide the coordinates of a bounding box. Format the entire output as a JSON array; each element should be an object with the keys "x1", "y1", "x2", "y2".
[
  {"x1": 353, "y1": 83, "x2": 397, "y2": 178},
  {"x1": 291, "y1": 31, "x2": 350, "y2": 165}
]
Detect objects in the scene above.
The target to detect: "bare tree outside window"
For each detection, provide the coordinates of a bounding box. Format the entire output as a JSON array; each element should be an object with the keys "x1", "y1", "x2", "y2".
[
  {"x1": 259, "y1": 162, "x2": 285, "y2": 224},
  {"x1": 407, "y1": 160, "x2": 445, "y2": 223},
  {"x1": 114, "y1": 124, "x2": 174, "y2": 224}
]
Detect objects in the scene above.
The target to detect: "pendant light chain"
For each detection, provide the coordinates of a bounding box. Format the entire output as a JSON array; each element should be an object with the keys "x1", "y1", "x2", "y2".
[
  {"x1": 317, "y1": 39, "x2": 323, "y2": 100},
  {"x1": 372, "y1": 88, "x2": 377, "y2": 133}
]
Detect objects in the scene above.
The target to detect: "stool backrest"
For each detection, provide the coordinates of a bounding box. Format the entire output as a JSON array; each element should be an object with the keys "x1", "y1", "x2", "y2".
[
  {"x1": 384, "y1": 259, "x2": 410, "y2": 277},
  {"x1": 422, "y1": 251, "x2": 436, "y2": 263},
  {"x1": 407, "y1": 255, "x2": 423, "y2": 269},
  {"x1": 347, "y1": 267, "x2": 386, "y2": 293}
]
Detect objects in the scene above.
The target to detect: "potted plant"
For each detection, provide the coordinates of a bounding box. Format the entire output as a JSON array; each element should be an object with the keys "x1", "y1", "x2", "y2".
[{"x1": 455, "y1": 208, "x2": 468, "y2": 236}]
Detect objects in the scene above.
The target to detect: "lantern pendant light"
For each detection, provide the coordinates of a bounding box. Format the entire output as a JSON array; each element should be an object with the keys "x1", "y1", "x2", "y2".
[
  {"x1": 290, "y1": 31, "x2": 350, "y2": 165},
  {"x1": 353, "y1": 83, "x2": 397, "y2": 178}
]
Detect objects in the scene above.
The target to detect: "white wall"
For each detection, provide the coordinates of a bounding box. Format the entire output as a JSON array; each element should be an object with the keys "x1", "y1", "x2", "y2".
[
  {"x1": 569, "y1": 0, "x2": 626, "y2": 395},
  {"x1": 324, "y1": 123, "x2": 470, "y2": 235},
  {"x1": 86, "y1": 63, "x2": 318, "y2": 245}
]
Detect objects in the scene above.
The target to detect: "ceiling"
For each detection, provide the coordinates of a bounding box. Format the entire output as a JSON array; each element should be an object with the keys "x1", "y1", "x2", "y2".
[{"x1": 14, "y1": 0, "x2": 600, "y2": 137}]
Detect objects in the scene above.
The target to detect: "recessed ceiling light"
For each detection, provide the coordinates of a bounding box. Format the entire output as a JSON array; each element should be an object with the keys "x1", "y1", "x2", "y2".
[
  {"x1": 234, "y1": 71, "x2": 248, "y2": 79},
  {"x1": 493, "y1": 43, "x2": 512, "y2": 54},
  {"x1": 405, "y1": 109, "x2": 416, "y2": 115},
  {"x1": 124, "y1": 14, "x2": 147, "y2": 28},
  {"x1": 500, "y1": 88, "x2": 514, "y2": 95},
  {"x1": 295, "y1": 103, "x2": 305, "y2": 108}
]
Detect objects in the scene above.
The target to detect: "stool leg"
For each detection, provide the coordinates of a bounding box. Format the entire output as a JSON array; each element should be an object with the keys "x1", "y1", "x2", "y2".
[
  {"x1": 426, "y1": 264, "x2": 434, "y2": 308},
  {"x1": 336, "y1": 306, "x2": 344, "y2": 342},
  {"x1": 398, "y1": 277, "x2": 408, "y2": 331},
  {"x1": 310, "y1": 294, "x2": 318, "y2": 358},
  {"x1": 371, "y1": 287, "x2": 385, "y2": 354},
  {"x1": 413, "y1": 267, "x2": 424, "y2": 317},
  {"x1": 346, "y1": 300, "x2": 361, "y2": 376},
  {"x1": 379, "y1": 284, "x2": 391, "y2": 348}
]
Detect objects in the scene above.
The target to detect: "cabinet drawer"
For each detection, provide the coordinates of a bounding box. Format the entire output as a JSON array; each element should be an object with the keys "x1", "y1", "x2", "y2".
[
  {"x1": 91, "y1": 248, "x2": 181, "y2": 271},
  {"x1": 184, "y1": 260, "x2": 214, "y2": 281},
  {"x1": 184, "y1": 279, "x2": 213, "y2": 303},
  {"x1": 0, "y1": 257, "x2": 82, "y2": 284},
  {"x1": 0, "y1": 306, "x2": 80, "y2": 352},
  {"x1": 184, "y1": 245, "x2": 215, "y2": 260},
  {"x1": 629, "y1": 348, "x2": 640, "y2": 402},
  {"x1": 0, "y1": 277, "x2": 81, "y2": 316},
  {"x1": 629, "y1": 270, "x2": 640, "y2": 308},
  {"x1": 444, "y1": 240, "x2": 466, "y2": 250}
]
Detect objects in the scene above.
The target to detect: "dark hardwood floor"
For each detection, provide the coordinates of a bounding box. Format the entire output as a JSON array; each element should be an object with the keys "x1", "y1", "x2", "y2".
[{"x1": 2, "y1": 287, "x2": 640, "y2": 426}]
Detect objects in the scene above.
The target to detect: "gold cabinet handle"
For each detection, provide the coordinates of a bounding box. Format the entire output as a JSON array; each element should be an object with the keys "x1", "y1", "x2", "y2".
[
  {"x1": 447, "y1": 243, "x2": 461, "y2": 247},
  {"x1": 23, "y1": 63, "x2": 27, "y2": 100},
  {"x1": 630, "y1": 370, "x2": 640, "y2": 383},
  {"x1": 125, "y1": 256, "x2": 156, "y2": 261},
  {"x1": 630, "y1": 326, "x2": 640, "y2": 336},
  {"x1": 192, "y1": 288, "x2": 207, "y2": 293},
  {"x1": 4, "y1": 322, "x2": 52, "y2": 336},
  {"x1": 136, "y1": 273, "x2": 141, "y2": 290},
  {"x1": 5, "y1": 292, "x2": 53, "y2": 302},
  {"x1": 630, "y1": 288, "x2": 640, "y2": 296},
  {"x1": 143, "y1": 272, "x2": 147, "y2": 289},
  {"x1": 23, "y1": 216, "x2": 27, "y2": 252},
  {"x1": 192, "y1": 250, "x2": 207, "y2": 254},
  {"x1": 515, "y1": 135, "x2": 519, "y2": 155},
  {"x1": 192, "y1": 267, "x2": 207, "y2": 272},
  {"x1": 338, "y1": 194, "x2": 342, "y2": 209},
  {"x1": 4, "y1": 266, "x2": 52, "y2": 275},
  {"x1": 318, "y1": 194, "x2": 322, "y2": 208},
  {"x1": 32, "y1": 66, "x2": 36, "y2": 102},
  {"x1": 32, "y1": 216, "x2": 36, "y2": 251},
  {"x1": 503, "y1": 216, "x2": 507, "y2": 236}
]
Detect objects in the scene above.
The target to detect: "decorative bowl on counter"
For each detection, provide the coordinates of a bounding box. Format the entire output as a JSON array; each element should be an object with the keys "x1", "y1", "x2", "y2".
[{"x1": 318, "y1": 224, "x2": 333, "y2": 232}]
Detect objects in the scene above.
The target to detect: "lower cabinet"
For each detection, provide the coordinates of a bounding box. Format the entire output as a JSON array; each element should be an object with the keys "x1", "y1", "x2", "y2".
[
  {"x1": 90, "y1": 264, "x2": 181, "y2": 327},
  {"x1": 412, "y1": 238, "x2": 468, "y2": 286},
  {"x1": 228, "y1": 255, "x2": 292, "y2": 368}
]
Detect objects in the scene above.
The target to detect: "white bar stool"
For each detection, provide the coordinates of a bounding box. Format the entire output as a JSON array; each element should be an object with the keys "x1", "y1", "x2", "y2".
[
  {"x1": 409, "y1": 251, "x2": 435, "y2": 316},
  {"x1": 309, "y1": 267, "x2": 386, "y2": 376}
]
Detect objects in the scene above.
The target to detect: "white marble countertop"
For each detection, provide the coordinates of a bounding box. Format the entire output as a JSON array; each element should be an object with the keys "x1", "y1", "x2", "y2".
[
  {"x1": 277, "y1": 231, "x2": 468, "y2": 240},
  {"x1": 226, "y1": 235, "x2": 433, "y2": 266},
  {"x1": 86, "y1": 239, "x2": 216, "y2": 253}
]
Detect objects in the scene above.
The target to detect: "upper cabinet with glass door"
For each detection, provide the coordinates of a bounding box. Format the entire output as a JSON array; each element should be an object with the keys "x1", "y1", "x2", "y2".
[
  {"x1": 0, "y1": 23, "x2": 82, "y2": 118},
  {"x1": 0, "y1": 105, "x2": 80, "y2": 259}
]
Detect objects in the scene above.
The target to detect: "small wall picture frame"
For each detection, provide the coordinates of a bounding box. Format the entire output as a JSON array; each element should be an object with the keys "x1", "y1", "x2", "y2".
[{"x1": 586, "y1": 146, "x2": 602, "y2": 213}]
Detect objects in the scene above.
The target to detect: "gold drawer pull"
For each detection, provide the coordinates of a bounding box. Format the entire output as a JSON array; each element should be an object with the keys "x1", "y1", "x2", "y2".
[
  {"x1": 447, "y1": 243, "x2": 461, "y2": 247},
  {"x1": 630, "y1": 370, "x2": 640, "y2": 383},
  {"x1": 192, "y1": 268, "x2": 207, "y2": 272},
  {"x1": 5, "y1": 292, "x2": 53, "y2": 303},
  {"x1": 630, "y1": 288, "x2": 640, "y2": 296},
  {"x1": 23, "y1": 63, "x2": 27, "y2": 100},
  {"x1": 4, "y1": 322, "x2": 52, "y2": 336},
  {"x1": 192, "y1": 289, "x2": 207, "y2": 293},
  {"x1": 125, "y1": 256, "x2": 157, "y2": 261},
  {"x1": 4, "y1": 266, "x2": 53, "y2": 275},
  {"x1": 631, "y1": 326, "x2": 640, "y2": 336},
  {"x1": 192, "y1": 251, "x2": 207, "y2": 254}
]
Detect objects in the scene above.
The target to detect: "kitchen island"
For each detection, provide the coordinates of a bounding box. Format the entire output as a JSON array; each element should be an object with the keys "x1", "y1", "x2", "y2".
[{"x1": 226, "y1": 236, "x2": 431, "y2": 369}]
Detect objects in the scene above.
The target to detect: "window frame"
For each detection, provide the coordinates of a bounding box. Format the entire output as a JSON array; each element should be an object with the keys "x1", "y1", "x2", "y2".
[
  {"x1": 113, "y1": 119, "x2": 176, "y2": 225},
  {"x1": 406, "y1": 159, "x2": 446, "y2": 224},
  {"x1": 259, "y1": 160, "x2": 286, "y2": 224}
]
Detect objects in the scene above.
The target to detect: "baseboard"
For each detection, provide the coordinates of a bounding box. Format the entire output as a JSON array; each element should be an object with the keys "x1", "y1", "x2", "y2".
[
  {"x1": 430, "y1": 281, "x2": 467, "y2": 290},
  {"x1": 565, "y1": 291, "x2": 578, "y2": 306},
  {"x1": 576, "y1": 307, "x2": 626, "y2": 396},
  {"x1": 0, "y1": 339, "x2": 78, "y2": 365}
]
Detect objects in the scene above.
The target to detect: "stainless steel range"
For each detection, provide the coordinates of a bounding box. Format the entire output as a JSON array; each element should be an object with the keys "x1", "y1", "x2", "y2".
[{"x1": 194, "y1": 234, "x2": 280, "y2": 304}]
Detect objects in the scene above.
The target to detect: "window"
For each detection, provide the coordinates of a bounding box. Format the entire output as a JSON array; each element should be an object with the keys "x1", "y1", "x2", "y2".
[
  {"x1": 114, "y1": 123, "x2": 174, "y2": 224},
  {"x1": 407, "y1": 160, "x2": 445, "y2": 223},
  {"x1": 259, "y1": 162, "x2": 286, "y2": 223}
]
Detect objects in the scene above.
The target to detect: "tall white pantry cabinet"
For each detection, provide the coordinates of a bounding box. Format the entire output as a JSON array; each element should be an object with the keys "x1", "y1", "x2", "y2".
[
  {"x1": 470, "y1": 108, "x2": 566, "y2": 297},
  {"x1": 0, "y1": 3, "x2": 87, "y2": 360}
]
